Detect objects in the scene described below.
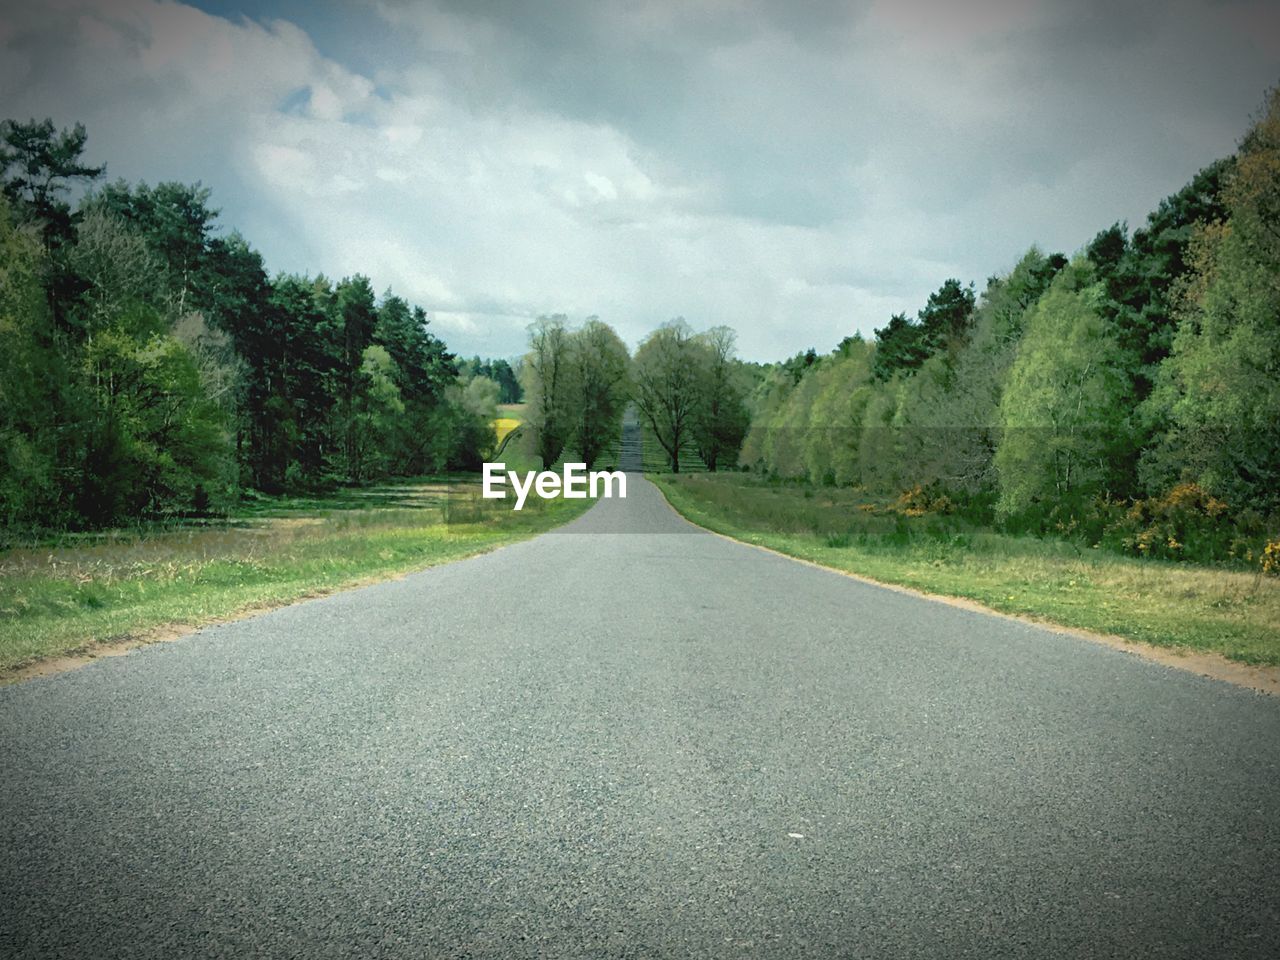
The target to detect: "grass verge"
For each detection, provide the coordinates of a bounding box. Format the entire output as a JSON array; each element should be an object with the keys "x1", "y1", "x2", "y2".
[
  {"x1": 652, "y1": 473, "x2": 1280, "y2": 667},
  {"x1": 0, "y1": 479, "x2": 591, "y2": 676}
]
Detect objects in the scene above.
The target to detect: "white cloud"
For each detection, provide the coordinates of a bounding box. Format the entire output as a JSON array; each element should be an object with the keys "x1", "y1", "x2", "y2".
[{"x1": 0, "y1": 0, "x2": 1274, "y2": 361}]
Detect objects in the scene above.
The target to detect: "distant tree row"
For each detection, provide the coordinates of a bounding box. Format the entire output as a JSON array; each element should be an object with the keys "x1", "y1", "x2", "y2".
[
  {"x1": 515, "y1": 314, "x2": 753, "y2": 473},
  {"x1": 632, "y1": 320, "x2": 751, "y2": 472},
  {"x1": 458, "y1": 356, "x2": 522, "y2": 404},
  {"x1": 0, "y1": 118, "x2": 492, "y2": 532},
  {"x1": 521, "y1": 314, "x2": 632, "y2": 469},
  {"x1": 742, "y1": 87, "x2": 1280, "y2": 563}
]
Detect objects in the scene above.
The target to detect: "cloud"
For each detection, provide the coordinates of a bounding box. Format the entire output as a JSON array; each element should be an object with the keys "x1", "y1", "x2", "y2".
[{"x1": 1, "y1": 0, "x2": 1275, "y2": 361}]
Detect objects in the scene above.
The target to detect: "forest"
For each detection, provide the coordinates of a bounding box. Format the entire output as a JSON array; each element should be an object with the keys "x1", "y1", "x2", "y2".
[
  {"x1": 0, "y1": 118, "x2": 512, "y2": 535},
  {"x1": 3, "y1": 86, "x2": 1279, "y2": 577},
  {"x1": 736, "y1": 88, "x2": 1280, "y2": 570}
]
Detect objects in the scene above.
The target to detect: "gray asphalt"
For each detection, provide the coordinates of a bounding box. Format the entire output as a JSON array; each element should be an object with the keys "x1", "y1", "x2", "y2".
[{"x1": 2, "y1": 475, "x2": 1280, "y2": 959}]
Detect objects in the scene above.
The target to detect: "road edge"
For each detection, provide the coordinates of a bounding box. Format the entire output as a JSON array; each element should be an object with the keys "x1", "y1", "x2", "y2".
[
  {"x1": 648, "y1": 476, "x2": 1280, "y2": 698},
  {"x1": 0, "y1": 528, "x2": 550, "y2": 687}
]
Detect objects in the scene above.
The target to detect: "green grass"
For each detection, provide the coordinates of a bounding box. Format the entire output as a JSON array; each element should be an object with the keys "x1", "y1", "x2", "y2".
[
  {"x1": 635, "y1": 419, "x2": 711, "y2": 473},
  {"x1": 652, "y1": 473, "x2": 1280, "y2": 666},
  {"x1": 0, "y1": 478, "x2": 592, "y2": 674}
]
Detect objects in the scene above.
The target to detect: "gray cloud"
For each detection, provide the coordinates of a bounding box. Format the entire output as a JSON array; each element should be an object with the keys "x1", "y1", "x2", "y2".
[{"x1": 1, "y1": 0, "x2": 1276, "y2": 361}]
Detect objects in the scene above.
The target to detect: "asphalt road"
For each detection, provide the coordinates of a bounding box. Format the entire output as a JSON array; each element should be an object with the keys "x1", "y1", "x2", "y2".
[{"x1": 2, "y1": 474, "x2": 1279, "y2": 959}]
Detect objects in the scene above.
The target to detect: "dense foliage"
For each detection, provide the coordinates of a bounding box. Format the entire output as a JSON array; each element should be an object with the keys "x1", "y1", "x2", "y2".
[
  {"x1": 458, "y1": 356, "x2": 522, "y2": 404},
  {"x1": 740, "y1": 89, "x2": 1280, "y2": 566},
  {"x1": 632, "y1": 320, "x2": 751, "y2": 473},
  {"x1": 520, "y1": 314, "x2": 633, "y2": 469},
  {"x1": 0, "y1": 119, "x2": 492, "y2": 533}
]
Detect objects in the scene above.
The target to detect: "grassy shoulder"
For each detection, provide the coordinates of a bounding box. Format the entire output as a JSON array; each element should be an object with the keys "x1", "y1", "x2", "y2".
[
  {"x1": 652, "y1": 473, "x2": 1280, "y2": 667},
  {"x1": 0, "y1": 479, "x2": 591, "y2": 676}
]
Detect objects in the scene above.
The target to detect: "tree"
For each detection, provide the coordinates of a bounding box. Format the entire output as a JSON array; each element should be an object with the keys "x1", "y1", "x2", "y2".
[
  {"x1": 916, "y1": 278, "x2": 976, "y2": 354},
  {"x1": 1087, "y1": 157, "x2": 1234, "y2": 403},
  {"x1": 995, "y1": 260, "x2": 1132, "y2": 520},
  {"x1": 568, "y1": 317, "x2": 630, "y2": 468},
  {"x1": 1141, "y1": 87, "x2": 1280, "y2": 512},
  {"x1": 0, "y1": 118, "x2": 104, "y2": 249},
  {"x1": 89, "y1": 180, "x2": 220, "y2": 319},
  {"x1": 374, "y1": 296, "x2": 455, "y2": 403},
  {"x1": 522, "y1": 314, "x2": 574, "y2": 467},
  {"x1": 330, "y1": 275, "x2": 378, "y2": 482},
  {"x1": 633, "y1": 319, "x2": 701, "y2": 472},
  {"x1": 345, "y1": 346, "x2": 405, "y2": 483},
  {"x1": 801, "y1": 340, "x2": 875, "y2": 486},
  {"x1": 0, "y1": 117, "x2": 505, "y2": 530},
  {"x1": 871, "y1": 312, "x2": 926, "y2": 380},
  {"x1": 492, "y1": 358, "x2": 523, "y2": 403},
  {"x1": 257, "y1": 274, "x2": 337, "y2": 486},
  {"x1": 0, "y1": 194, "x2": 81, "y2": 529},
  {"x1": 738, "y1": 364, "x2": 795, "y2": 473},
  {"x1": 872, "y1": 279, "x2": 976, "y2": 382},
  {"x1": 691, "y1": 326, "x2": 749, "y2": 471},
  {"x1": 889, "y1": 248, "x2": 1065, "y2": 493},
  {"x1": 64, "y1": 205, "x2": 162, "y2": 334}
]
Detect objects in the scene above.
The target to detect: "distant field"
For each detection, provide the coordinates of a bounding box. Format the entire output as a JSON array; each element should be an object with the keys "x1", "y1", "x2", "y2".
[
  {"x1": 0, "y1": 479, "x2": 591, "y2": 676},
  {"x1": 653, "y1": 473, "x2": 1280, "y2": 667},
  {"x1": 493, "y1": 417, "x2": 521, "y2": 444}
]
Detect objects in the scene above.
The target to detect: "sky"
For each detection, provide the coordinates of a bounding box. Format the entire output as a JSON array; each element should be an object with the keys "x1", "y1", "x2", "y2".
[{"x1": 1, "y1": 0, "x2": 1277, "y2": 361}]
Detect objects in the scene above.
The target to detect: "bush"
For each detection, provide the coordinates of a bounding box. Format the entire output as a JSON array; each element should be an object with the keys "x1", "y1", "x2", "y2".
[
  {"x1": 1103, "y1": 482, "x2": 1256, "y2": 564},
  {"x1": 892, "y1": 484, "x2": 954, "y2": 517},
  {"x1": 1263, "y1": 539, "x2": 1280, "y2": 576}
]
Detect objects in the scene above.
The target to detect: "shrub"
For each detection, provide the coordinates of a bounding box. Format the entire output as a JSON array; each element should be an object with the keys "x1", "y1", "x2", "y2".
[
  {"x1": 892, "y1": 484, "x2": 954, "y2": 517},
  {"x1": 1105, "y1": 482, "x2": 1247, "y2": 563},
  {"x1": 1263, "y1": 539, "x2": 1280, "y2": 576}
]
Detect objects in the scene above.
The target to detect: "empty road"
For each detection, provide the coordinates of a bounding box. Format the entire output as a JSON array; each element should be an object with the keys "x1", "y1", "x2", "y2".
[{"x1": 2, "y1": 472, "x2": 1279, "y2": 958}]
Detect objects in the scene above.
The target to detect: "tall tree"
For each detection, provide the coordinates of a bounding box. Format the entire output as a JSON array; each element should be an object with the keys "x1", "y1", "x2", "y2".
[
  {"x1": 0, "y1": 195, "x2": 82, "y2": 529},
  {"x1": 917, "y1": 278, "x2": 976, "y2": 354},
  {"x1": 263, "y1": 274, "x2": 339, "y2": 485},
  {"x1": 0, "y1": 118, "x2": 104, "y2": 249},
  {"x1": 888, "y1": 248, "x2": 1065, "y2": 493},
  {"x1": 1141, "y1": 87, "x2": 1280, "y2": 512},
  {"x1": 522, "y1": 314, "x2": 573, "y2": 467},
  {"x1": 691, "y1": 326, "x2": 749, "y2": 471},
  {"x1": 89, "y1": 180, "x2": 220, "y2": 319},
  {"x1": 633, "y1": 319, "x2": 702, "y2": 472},
  {"x1": 1087, "y1": 157, "x2": 1234, "y2": 402},
  {"x1": 871, "y1": 312, "x2": 926, "y2": 380},
  {"x1": 331, "y1": 275, "x2": 378, "y2": 482},
  {"x1": 374, "y1": 295, "x2": 455, "y2": 405},
  {"x1": 995, "y1": 260, "x2": 1132, "y2": 519},
  {"x1": 568, "y1": 317, "x2": 630, "y2": 468}
]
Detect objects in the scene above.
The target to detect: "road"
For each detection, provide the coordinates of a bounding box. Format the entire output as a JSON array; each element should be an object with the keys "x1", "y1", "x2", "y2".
[{"x1": 2, "y1": 468, "x2": 1279, "y2": 958}]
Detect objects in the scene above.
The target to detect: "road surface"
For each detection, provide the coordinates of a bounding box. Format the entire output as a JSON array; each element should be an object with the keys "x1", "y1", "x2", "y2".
[{"x1": 2, "y1": 471, "x2": 1279, "y2": 958}]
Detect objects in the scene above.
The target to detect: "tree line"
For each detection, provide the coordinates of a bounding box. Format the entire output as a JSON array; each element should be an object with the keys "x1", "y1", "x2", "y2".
[
  {"x1": 517, "y1": 314, "x2": 753, "y2": 473},
  {"x1": 0, "y1": 118, "x2": 500, "y2": 533},
  {"x1": 459, "y1": 356, "x2": 522, "y2": 405},
  {"x1": 741, "y1": 87, "x2": 1280, "y2": 564}
]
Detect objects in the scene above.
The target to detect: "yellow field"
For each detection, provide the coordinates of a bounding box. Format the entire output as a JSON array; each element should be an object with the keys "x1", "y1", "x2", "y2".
[{"x1": 493, "y1": 418, "x2": 520, "y2": 443}]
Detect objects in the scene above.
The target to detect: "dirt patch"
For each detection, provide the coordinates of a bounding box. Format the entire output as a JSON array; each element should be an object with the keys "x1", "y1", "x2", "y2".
[{"x1": 2, "y1": 624, "x2": 197, "y2": 685}]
